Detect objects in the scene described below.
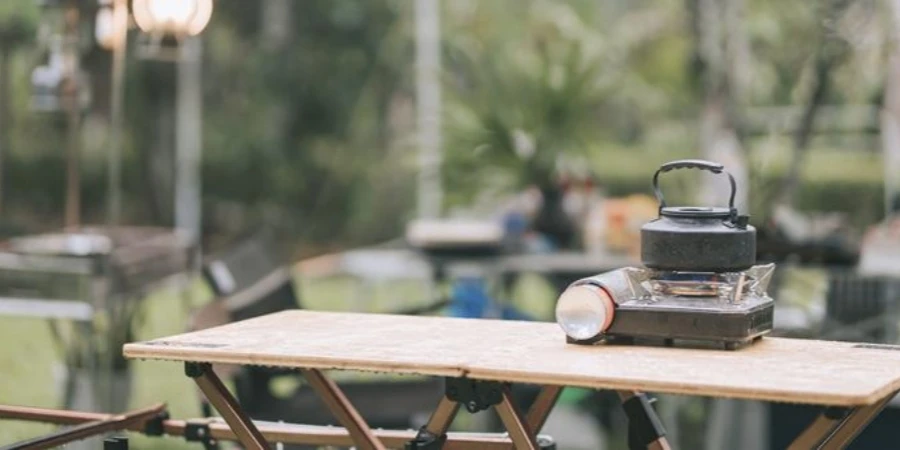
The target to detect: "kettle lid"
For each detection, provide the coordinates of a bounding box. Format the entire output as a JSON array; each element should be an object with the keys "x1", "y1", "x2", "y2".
[{"x1": 660, "y1": 206, "x2": 733, "y2": 219}]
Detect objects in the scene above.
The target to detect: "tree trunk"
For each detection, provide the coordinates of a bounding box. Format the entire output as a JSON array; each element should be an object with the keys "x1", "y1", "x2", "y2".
[
  {"x1": 137, "y1": 63, "x2": 177, "y2": 226},
  {"x1": 148, "y1": 86, "x2": 176, "y2": 225},
  {"x1": 415, "y1": 0, "x2": 443, "y2": 218},
  {"x1": 775, "y1": 58, "x2": 833, "y2": 206},
  {"x1": 0, "y1": 48, "x2": 10, "y2": 215},
  {"x1": 63, "y1": 1, "x2": 81, "y2": 229},
  {"x1": 773, "y1": 0, "x2": 849, "y2": 209},
  {"x1": 106, "y1": 0, "x2": 127, "y2": 226},
  {"x1": 175, "y1": 38, "x2": 203, "y2": 247},
  {"x1": 882, "y1": 0, "x2": 900, "y2": 215},
  {"x1": 261, "y1": 0, "x2": 292, "y2": 157},
  {"x1": 261, "y1": 0, "x2": 291, "y2": 51}
]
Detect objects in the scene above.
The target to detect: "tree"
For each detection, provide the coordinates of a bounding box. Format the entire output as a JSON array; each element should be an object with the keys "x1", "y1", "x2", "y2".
[
  {"x1": 773, "y1": 0, "x2": 852, "y2": 209},
  {"x1": 0, "y1": 0, "x2": 38, "y2": 215},
  {"x1": 193, "y1": 0, "x2": 414, "y2": 246}
]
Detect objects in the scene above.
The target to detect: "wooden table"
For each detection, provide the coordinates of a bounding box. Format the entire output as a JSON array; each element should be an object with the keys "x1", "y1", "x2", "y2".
[{"x1": 124, "y1": 310, "x2": 900, "y2": 450}]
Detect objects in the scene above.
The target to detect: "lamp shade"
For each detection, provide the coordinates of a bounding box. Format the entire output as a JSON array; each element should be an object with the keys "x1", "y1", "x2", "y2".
[{"x1": 132, "y1": 0, "x2": 212, "y2": 37}]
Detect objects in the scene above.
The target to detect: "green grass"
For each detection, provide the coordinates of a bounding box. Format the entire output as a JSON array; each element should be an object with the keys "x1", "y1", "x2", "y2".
[{"x1": 586, "y1": 143, "x2": 884, "y2": 184}]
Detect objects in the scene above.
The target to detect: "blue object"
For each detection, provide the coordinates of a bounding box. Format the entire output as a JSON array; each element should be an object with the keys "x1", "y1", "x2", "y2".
[
  {"x1": 503, "y1": 212, "x2": 529, "y2": 236},
  {"x1": 447, "y1": 275, "x2": 535, "y2": 321},
  {"x1": 447, "y1": 277, "x2": 492, "y2": 318}
]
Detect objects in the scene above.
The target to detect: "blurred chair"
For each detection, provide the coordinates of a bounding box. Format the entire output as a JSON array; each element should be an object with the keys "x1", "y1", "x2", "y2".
[
  {"x1": 188, "y1": 232, "x2": 443, "y2": 443},
  {"x1": 822, "y1": 269, "x2": 900, "y2": 343}
]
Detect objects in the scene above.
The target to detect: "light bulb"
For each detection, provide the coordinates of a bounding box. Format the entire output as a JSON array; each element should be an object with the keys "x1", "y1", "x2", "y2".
[
  {"x1": 132, "y1": 0, "x2": 213, "y2": 36},
  {"x1": 148, "y1": 0, "x2": 195, "y2": 27},
  {"x1": 186, "y1": 0, "x2": 213, "y2": 36}
]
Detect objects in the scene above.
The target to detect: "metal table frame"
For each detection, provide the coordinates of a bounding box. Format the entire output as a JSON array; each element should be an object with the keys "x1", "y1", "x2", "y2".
[
  {"x1": 182, "y1": 360, "x2": 899, "y2": 450},
  {"x1": 188, "y1": 361, "x2": 563, "y2": 450},
  {"x1": 0, "y1": 379, "x2": 894, "y2": 449}
]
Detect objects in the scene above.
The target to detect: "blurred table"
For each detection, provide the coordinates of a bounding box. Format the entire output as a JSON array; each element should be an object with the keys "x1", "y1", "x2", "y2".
[
  {"x1": 495, "y1": 251, "x2": 639, "y2": 294},
  {"x1": 297, "y1": 247, "x2": 433, "y2": 281},
  {"x1": 497, "y1": 251, "x2": 636, "y2": 275},
  {"x1": 0, "y1": 226, "x2": 194, "y2": 415}
]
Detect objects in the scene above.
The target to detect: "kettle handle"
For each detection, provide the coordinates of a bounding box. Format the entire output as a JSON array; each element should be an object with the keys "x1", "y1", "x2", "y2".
[{"x1": 652, "y1": 159, "x2": 737, "y2": 213}]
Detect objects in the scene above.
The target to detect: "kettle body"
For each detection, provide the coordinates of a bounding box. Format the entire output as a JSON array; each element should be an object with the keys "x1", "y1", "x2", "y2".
[{"x1": 640, "y1": 160, "x2": 756, "y2": 272}]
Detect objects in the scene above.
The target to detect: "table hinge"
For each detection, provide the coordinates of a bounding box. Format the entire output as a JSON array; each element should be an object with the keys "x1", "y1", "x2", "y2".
[
  {"x1": 824, "y1": 406, "x2": 850, "y2": 420},
  {"x1": 184, "y1": 362, "x2": 210, "y2": 378},
  {"x1": 185, "y1": 419, "x2": 219, "y2": 450},
  {"x1": 143, "y1": 410, "x2": 169, "y2": 436}
]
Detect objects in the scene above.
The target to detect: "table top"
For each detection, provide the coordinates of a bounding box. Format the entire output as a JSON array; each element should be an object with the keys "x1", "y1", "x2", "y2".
[{"x1": 124, "y1": 310, "x2": 900, "y2": 406}]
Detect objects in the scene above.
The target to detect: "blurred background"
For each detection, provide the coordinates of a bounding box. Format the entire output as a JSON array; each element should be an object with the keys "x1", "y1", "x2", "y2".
[{"x1": 0, "y1": 0, "x2": 898, "y2": 449}]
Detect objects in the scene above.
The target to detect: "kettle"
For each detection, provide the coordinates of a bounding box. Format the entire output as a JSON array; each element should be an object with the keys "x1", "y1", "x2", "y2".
[{"x1": 640, "y1": 159, "x2": 755, "y2": 272}]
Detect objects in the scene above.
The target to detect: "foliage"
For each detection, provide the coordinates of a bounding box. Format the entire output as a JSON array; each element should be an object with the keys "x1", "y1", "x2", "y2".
[
  {"x1": 443, "y1": 27, "x2": 608, "y2": 197},
  {"x1": 0, "y1": 0, "x2": 39, "y2": 48},
  {"x1": 441, "y1": 0, "x2": 689, "y2": 207}
]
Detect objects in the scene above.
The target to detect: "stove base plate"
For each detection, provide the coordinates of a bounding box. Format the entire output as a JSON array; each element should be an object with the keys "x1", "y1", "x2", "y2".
[{"x1": 567, "y1": 301, "x2": 774, "y2": 351}]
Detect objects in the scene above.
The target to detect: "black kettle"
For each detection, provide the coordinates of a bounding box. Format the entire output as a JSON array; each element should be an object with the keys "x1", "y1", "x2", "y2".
[{"x1": 640, "y1": 159, "x2": 755, "y2": 272}]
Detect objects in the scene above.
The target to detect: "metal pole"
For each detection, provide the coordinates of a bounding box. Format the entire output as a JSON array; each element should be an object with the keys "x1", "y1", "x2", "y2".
[
  {"x1": 107, "y1": 0, "x2": 127, "y2": 226},
  {"x1": 175, "y1": 37, "x2": 203, "y2": 250},
  {"x1": 882, "y1": 0, "x2": 900, "y2": 216},
  {"x1": 63, "y1": 0, "x2": 81, "y2": 229},
  {"x1": 301, "y1": 369, "x2": 386, "y2": 450},
  {"x1": 493, "y1": 386, "x2": 539, "y2": 450},
  {"x1": 0, "y1": 49, "x2": 10, "y2": 216},
  {"x1": 187, "y1": 363, "x2": 269, "y2": 450},
  {"x1": 415, "y1": 0, "x2": 442, "y2": 219}
]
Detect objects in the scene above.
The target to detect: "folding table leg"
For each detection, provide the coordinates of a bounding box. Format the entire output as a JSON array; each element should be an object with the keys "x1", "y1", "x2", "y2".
[
  {"x1": 525, "y1": 385, "x2": 562, "y2": 434},
  {"x1": 407, "y1": 395, "x2": 462, "y2": 449},
  {"x1": 301, "y1": 368, "x2": 386, "y2": 450},
  {"x1": 617, "y1": 391, "x2": 671, "y2": 450},
  {"x1": 788, "y1": 392, "x2": 896, "y2": 450},
  {"x1": 1, "y1": 403, "x2": 165, "y2": 450},
  {"x1": 494, "y1": 385, "x2": 540, "y2": 450},
  {"x1": 424, "y1": 396, "x2": 461, "y2": 435},
  {"x1": 185, "y1": 363, "x2": 269, "y2": 450}
]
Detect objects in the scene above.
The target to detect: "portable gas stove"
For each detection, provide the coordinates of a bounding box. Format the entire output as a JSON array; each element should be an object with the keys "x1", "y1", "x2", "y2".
[{"x1": 555, "y1": 160, "x2": 776, "y2": 350}]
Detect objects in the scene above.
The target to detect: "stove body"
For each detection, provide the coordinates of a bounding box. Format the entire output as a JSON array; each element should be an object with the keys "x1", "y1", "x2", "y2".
[{"x1": 567, "y1": 265, "x2": 775, "y2": 349}]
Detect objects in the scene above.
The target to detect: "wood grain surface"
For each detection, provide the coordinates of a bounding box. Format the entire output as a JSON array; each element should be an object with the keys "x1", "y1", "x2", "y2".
[{"x1": 123, "y1": 310, "x2": 900, "y2": 406}]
